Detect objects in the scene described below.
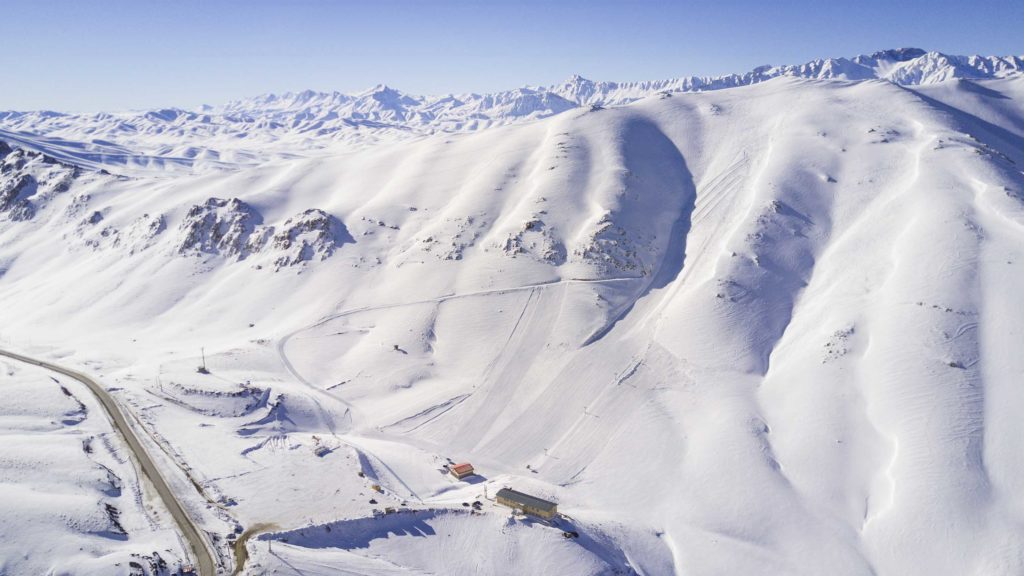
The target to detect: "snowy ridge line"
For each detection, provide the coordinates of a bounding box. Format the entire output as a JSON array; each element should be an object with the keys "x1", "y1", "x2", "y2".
[{"x1": 1, "y1": 48, "x2": 1022, "y2": 174}]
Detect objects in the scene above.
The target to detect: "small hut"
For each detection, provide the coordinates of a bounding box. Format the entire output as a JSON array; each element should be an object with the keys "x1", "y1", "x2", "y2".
[{"x1": 450, "y1": 462, "x2": 476, "y2": 480}]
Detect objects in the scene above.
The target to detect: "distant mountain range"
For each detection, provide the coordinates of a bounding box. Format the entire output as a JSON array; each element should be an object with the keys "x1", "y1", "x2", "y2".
[
  {"x1": 216, "y1": 47, "x2": 1024, "y2": 127},
  {"x1": 0, "y1": 48, "x2": 1022, "y2": 172}
]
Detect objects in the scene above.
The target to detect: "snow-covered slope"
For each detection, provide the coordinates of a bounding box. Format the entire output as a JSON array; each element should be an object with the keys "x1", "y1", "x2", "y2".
[
  {"x1": 0, "y1": 359, "x2": 187, "y2": 576},
  {"x1": 3, "y1": 56, "x2": 1024, "y2": 575},
  {"x1": 2, "y1": 48, "x2": 1021, "y2": 174}
]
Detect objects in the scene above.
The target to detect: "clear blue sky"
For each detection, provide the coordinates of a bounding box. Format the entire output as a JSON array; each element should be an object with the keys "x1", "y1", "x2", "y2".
[{"x1": 1, "y1": 0, "x2": 1020, "y2": 112}]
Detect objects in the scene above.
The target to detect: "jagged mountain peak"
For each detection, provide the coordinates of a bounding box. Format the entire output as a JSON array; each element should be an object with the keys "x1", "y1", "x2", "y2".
[
  {"x1": 562, "y1": 73, "x2": 594, "y2": 85},
  {"x1": 870, "y1": 47, "x2": 928, "y2": 61},
  {"x1": 359, "y1": 84, "x2": 420, "y2": 105}
]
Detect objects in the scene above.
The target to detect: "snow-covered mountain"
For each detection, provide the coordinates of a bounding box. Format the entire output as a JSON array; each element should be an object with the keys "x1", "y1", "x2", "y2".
[
  {"x1": 209, "y1": 48, "x2": 1024, "y2": 124},
  {"x1": 1, "y1": 48, "x2": 1021, "y2": 174},
  {"x1": 3, "y1": 49, "x2": 1024, "y2": 575}
]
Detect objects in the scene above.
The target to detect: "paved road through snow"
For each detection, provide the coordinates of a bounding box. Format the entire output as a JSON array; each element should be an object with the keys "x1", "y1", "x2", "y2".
[{"x1": 0, "y1": 348, "x2": 217, "y2": 576}]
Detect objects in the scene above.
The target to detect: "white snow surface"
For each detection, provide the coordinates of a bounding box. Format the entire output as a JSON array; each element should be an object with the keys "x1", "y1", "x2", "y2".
[
  {"x1": 2, "y1": 50, "x2": 1024, "y2": 575},
  {"x1": 0, "y1": 359, "x2": 187, "y2": 575}
]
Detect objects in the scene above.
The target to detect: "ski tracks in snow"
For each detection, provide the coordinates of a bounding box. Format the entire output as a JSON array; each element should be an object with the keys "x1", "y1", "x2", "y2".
[{"x1": 274, "y1": 277, "x2": 635, "y2": 496}]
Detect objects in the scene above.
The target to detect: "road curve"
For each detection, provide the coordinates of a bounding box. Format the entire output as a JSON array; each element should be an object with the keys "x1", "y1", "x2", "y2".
[
  {"x1": 0, "y1": 348, "x2": 217, "y2": 576},
  {"x1": 232, "y1": 522, "x2": 277, "y2": 575}
]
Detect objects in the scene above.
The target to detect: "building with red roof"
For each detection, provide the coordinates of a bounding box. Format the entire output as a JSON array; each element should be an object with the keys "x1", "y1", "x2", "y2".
[{"x1": 450, "y1": 462, "x2": 475, "y2": 480}]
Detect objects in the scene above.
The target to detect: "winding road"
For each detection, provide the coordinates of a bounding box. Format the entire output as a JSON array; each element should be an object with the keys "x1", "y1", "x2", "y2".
[{"x1": 0, "y1": 348, "x2": 217, "y2": 576}]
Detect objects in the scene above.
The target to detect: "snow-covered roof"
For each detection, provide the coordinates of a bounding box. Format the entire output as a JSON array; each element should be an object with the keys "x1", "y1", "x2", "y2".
[{"x1": 496, "y1": 488, "x2": 557, "y2": 512}]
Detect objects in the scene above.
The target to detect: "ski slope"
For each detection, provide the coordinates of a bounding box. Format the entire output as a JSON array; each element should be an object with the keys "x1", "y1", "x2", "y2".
[{"x1": 2, "y1": 52, "x2": 1024, "y2": 575}]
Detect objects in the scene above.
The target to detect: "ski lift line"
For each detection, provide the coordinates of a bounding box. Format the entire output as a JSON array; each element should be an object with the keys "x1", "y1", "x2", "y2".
[{"x1": 300, "y1": 276, "x2": 640, "y2": 333}]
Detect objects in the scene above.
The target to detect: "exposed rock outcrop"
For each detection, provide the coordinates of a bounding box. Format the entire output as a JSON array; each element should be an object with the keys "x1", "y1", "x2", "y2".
[
  {"x1": 271, "y1": 209, "x2": 352, "y2": 269},
  {"x1": 499, "y1": 217, "x2": 566, "y2": 264},
  {"x1": 0, "y1": 145, "x2": 78, "y2": 222},
  {"x1": 176, "y1": 199, "x2": 352, "y2": 269},
  {"x1": 177, "y1": 197, "x2": 268, "y2": 258},
  {"x1": 573, "y1": 211, "x2": 652, "y2": 275}
]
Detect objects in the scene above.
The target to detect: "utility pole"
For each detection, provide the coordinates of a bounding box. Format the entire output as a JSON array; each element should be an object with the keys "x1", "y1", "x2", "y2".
[{"x1": 197, "y1": 347, "x2": 209, "y2": 374}]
